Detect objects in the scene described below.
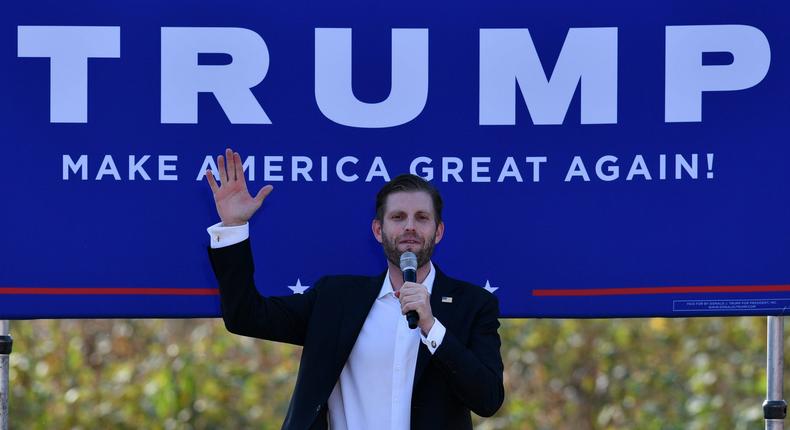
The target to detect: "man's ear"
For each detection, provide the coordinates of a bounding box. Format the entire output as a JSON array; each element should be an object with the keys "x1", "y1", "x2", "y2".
[
  {"x1": 434, "y1": 221, "x2": 445, "y2": 245},
  {"x1": 372, "y1": 219, "x2": 383, "y2": 243}
]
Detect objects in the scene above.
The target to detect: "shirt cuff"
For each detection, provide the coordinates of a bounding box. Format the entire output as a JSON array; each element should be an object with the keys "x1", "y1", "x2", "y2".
[
  {"x1": 207, "y1": 222, "x2": 250, "y2": 248},
  {"x1": 420, "y1": 318, "x2": 446, "y2": 354}
]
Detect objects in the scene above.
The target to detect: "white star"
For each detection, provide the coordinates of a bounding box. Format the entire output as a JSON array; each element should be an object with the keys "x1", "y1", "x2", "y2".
[
  {"x1": 288, "y1": 278, "x2": 310, "y2": 294},
  {"x1": 483, "y1": 280, "x2": 499, "y2": 294}
]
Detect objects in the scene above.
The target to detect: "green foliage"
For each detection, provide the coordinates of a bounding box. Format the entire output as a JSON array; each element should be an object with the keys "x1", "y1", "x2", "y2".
[{"x1": 6, "y1": 317, "x2": 774, "y2": 429}]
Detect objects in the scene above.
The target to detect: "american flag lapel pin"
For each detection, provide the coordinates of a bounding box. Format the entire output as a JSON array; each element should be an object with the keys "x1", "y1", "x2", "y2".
[{"x1": 441, "y1": 296, "x2": 453, "y2": 303}]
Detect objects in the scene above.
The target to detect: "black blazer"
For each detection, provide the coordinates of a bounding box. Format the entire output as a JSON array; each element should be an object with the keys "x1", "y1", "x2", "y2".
[{"x1": 209, "y1": 239, "x2": 504, "y2": 430}]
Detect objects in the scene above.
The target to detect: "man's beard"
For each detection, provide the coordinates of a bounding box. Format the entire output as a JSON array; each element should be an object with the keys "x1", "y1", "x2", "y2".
[{"x1": 381, "y1": 230, "x2": 437, "y2": 270}]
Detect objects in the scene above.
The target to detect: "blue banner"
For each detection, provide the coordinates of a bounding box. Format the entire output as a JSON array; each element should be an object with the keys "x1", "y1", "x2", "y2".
[{"x1": 2, "y1": 0, "x2": 789, "y2": 318}]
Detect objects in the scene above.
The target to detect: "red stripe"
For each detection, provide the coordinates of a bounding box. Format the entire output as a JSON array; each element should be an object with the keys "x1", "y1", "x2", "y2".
[
  {"x1": 0, "y1": 287, "x2": 219, "y2": 296},
  {"x1": 533, "y1": 284, "x2": 790, "y2": 297}
]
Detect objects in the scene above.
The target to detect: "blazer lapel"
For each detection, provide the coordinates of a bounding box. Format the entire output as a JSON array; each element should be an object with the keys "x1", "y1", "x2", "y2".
[{"x1": 333, "y1": 273, "x2": 385, "y2": 372}]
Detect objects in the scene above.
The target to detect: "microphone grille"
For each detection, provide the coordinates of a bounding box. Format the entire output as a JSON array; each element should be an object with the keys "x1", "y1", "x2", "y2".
[{"x1": 399, "y1": 252, "x2": 418, "y2": 271}]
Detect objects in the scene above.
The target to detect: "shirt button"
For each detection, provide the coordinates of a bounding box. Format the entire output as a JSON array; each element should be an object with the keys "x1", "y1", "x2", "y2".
[
  {"x1": 431, "y1": 340, "x2": 437, "y2": 348},
  {"x1": 316, "y1": 405, "x2": 321, "y2": 412}
]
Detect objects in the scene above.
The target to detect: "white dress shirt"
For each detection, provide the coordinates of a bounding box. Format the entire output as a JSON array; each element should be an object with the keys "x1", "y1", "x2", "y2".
[{"x1": 207, "y1": 222, "x2": 447, "y2": 430}]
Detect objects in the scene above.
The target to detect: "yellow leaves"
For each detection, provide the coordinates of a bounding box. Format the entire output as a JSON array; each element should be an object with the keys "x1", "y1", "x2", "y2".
[
  {"x1": 649, "y1": 317, "x2": 667, "y2": 332},
  {"x1": 2, "y1": 316, "x2": 777, "y2": 429}
]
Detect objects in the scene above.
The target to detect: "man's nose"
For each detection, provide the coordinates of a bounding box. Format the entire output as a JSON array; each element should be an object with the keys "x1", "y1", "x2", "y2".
[{"x1": 404, "y1": 216, "x2": 416, "y2": 231}]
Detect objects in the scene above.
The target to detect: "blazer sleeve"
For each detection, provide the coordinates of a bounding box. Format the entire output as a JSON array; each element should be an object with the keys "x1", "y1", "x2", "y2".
[
  {"x1": 431, "y1": 292, "x2": 505, "y2": 417},
  {"x1": 208, "y1": 239, "x2": 316, "y2": 346}
]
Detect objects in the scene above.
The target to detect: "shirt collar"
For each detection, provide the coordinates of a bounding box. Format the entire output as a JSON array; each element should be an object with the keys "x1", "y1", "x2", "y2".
[{"x1": 380, "y1": 261, "x2": 436, "y2": 299}]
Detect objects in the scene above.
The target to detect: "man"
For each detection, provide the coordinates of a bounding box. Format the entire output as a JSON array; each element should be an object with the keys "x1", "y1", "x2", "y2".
[{"x1": 206, "y1": 148, "x2": 504, "y2": 429}]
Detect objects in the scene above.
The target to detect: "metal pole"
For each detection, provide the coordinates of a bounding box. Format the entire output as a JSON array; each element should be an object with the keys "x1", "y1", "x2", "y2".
[
  {"x1": 0, "y1": 320, "x2": 11, "y2": 430},
  {"x1": 764, "y1": 316, "x2": 787, "y2": 430}
]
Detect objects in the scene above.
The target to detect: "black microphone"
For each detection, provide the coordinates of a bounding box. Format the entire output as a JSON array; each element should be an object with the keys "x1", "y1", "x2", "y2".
[{"x1": 400, "y1": 252, "x2": 419, "y2": 329}]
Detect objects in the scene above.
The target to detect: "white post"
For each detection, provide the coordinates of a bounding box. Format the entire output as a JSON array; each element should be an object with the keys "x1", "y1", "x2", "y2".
[
  {"x1": 765, "y1": 316, "x2": 787, "y2": 430},
  {"x1": 0, "y1": 320, "x2": 10, "y2": 430}
]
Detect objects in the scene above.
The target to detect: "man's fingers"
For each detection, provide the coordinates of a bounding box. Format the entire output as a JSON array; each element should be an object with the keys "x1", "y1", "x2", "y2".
[
  {"x1": 225, "y1": 148, "x2": 236, "y2": 181},
  {"x1": 399, "y1": 292, "x2": 426, "y2": 306},
  {"x1": 233, "y1": 152, "x2": 244, "y2": 185},
  {"x1": 400, "y1": 293, "x2": 426, "y2": 304},
  {"x1": 206, "y1": 170, "x2": 219, "y2": 194},
  {"x1": 254, "y1": 184, "x2": 274, "y2": 204},
  {"x1": 401, "y1": 301, "x2": 424, "y2": 314},
  {"x1": 399, "y1": 292, "x2": 422, "y2": 303},
  {"x1": 399, "y1": 286, "x2": 430, "y2": 314},
  {"x1": 217, "y1": 155, "x2": 228, "y2": 183},
  {"x1": 400, "y1": 283, "x2": 428, "y2": 297},
  {"x1": 402, "y1": 282, "x2": 426, "y2": 291}
]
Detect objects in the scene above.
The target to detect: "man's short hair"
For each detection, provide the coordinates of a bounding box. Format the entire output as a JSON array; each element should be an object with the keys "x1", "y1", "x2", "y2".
[{"x1": 375, "y1": 174, "x2": 443, "y2": 226}]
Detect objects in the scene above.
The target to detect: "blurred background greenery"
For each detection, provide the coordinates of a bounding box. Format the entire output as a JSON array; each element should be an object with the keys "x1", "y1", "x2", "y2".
[{"x1": 5, "y1": 317, "x2": 775, "y2": 429}]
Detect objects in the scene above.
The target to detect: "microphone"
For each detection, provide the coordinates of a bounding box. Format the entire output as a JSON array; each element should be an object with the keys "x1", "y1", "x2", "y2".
[{"x1": 400, "y1": 252, "x2": 419, "y2": 329}]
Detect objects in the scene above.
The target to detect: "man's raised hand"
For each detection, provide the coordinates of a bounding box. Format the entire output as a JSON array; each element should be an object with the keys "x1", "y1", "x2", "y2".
[{"x1": 206, "y1": 148, "x2": 273, "y2": 226}]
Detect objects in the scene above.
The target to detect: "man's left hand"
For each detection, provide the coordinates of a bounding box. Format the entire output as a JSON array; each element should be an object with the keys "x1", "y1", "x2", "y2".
[{"x1": 398, "y1": 282, "x2": 434, "y2": 335}]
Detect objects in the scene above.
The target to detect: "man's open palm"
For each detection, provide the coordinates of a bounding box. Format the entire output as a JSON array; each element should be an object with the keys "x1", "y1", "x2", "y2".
[{"x1": 206, "y1": 148, "x2": 273, "y2": 226}]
